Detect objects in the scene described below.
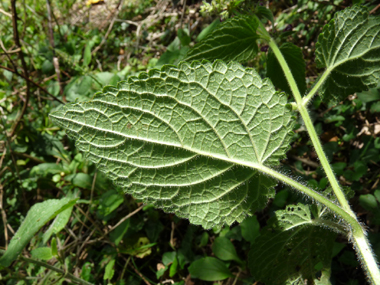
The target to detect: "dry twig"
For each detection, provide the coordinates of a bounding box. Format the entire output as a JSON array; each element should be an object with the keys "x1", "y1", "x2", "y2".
[
  {"x1": 9, "y1": 0, "x2": 32, "y2": 137},
  {"x1": 46, "y1": 0, "x2": 65, "y2": 100},
  {"x1": 0, "y1": 185, "x2": 8, "y2": 250}
]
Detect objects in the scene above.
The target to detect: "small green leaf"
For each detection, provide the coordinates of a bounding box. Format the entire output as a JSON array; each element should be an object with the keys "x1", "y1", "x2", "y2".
[
  {"x1": 0, "y1": 198, "x2": 77, "y2": 267},
  {"x1": 359, "y1": 194, "x2": 378, "y2": 210},
  {"x1": 352, "y1": 161, "x2": 367, "y2": 181},
  {"x1": 81, "y1": 262, "x2": 93, "y2": 281},
  {"x1": 249, "y1": 203, "x2": 336, "y2": 284},
  {"x1": 169, "y1": 256, "x2": 178, "y2": 277},
  {"x1": 212, "y1": 236, "x2": 242, "y2": 263},
  {"x1": 198, "y1": 232, "x2": 209, "y2": 247},
  {"x1": 324, "y1": 115, "x2": 345, "y2": 124},
  {"x1": 357, "y1": 85, "x2": 380, "y2": 103},
  {"x1": 31, "y1": 247, "x2": 53, "y2": 261},
  {"x1": 370, "y1": 101, "x2": 380, "y2": 113},
  {"x1": 31, "y1": 163, "x2": 66, "y2": 176},
  {"x1": 331, "y1": 162, "x2": 347, "y2": 176},
  {"x1": 196, "y1": 19, "x2": 220, "y2": 42},
  {"x1": 43, "y1": 205, "x2": 74, "y2": 244},
  {"x1": 185, "y1": 16, "x2": 260, "y2": 62},
  {"x1": 156, "y1": 48, "x2": 188, "y2": 68},
  {"x1": 42, "y1": 60, "x2": 54, "y2": 75},
  {"x1": 78, "y1": 76, "x2": 93, "y2": 95},
  {"x1": 51, "y1": 237, "x2": 58, "y2": 257},
  {"x1": 374, "y1": 189, "x2": 380, "y2": 203},
  {"x1": 3, "y1": 69, "x2": 13, "y2": 81},
  {"x1": 315, "y1": 268, "x2": 332, "y2": 285},
  {"x1": 162, "y1": 251, "x2": 176, "y2": 266},
  {"x1": 97, "y1": 190, "x2": 124, "y2": 220},
  {"x1": 188, "y1": 257, "x2": 233, "y2": 281},
  {"x1": 240, "y1": 216, "x2": 260, "y2": 243},
  {"x1": 65, "y1": 173, "x2": 92, "y2": 189},
  {"x1": 104, "y1": 259, "x2": 116, "y2": 281},
  {"x1": 267, "y1": 43, "x2": 306, "y2": 95},
  {"x1": 110, "y1": 219, "x2": 130, "y2": 246},
  {"x1": 272, "y1": 189, "x2": 289, "y2": 208},
  {"x1": 95, "y1": 72, "x2": 120, "y2": 87},
  {"x1": 156, "y1": 267, "x2": 167, "y2": 279},
  {"x1": 83, "y1": 44, "x2": 92, "y2": 67},
  {"x1": 120, "y1": 237, "x2": 153, "y2": 258},
  {"x1": 177, "y1": 29, "x2": 191, "y2": 47},
  {"x1": 315, "y1": 6, "x2": 380, "y2": 104},
  {"x1": 256, "y1": 6, "x2": 274, "y2": 29}
]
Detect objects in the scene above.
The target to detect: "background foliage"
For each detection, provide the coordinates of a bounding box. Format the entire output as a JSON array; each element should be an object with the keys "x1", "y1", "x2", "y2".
[{"x1": 1, "y1": 0, "x2": 380, "y2": 284}]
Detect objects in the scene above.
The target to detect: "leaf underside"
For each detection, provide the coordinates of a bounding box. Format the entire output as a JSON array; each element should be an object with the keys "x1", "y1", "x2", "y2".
[
  {"x1": 316, "y1": 6, "x2": 380, "y2": 104},
  {"x1": 50, "y1": 60, "x2": 294, "y2": 228},
  {"x1": 249, "y1": 204, "x2": 336, "y2": 285},
  {"x1": 185, "y1": 16, "x2": 260, "y2": 63}
]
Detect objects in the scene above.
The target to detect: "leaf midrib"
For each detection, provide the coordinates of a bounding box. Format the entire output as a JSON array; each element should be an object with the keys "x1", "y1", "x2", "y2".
[
  {"x1": 186, "y1": 34, "x2": 259, "y2": 61},
  {"x1": 327, "y1": 18, "x2": 380, "y2": 69},
  {"x1": 51, "y1": 112, "x2": 264, "y2": 172},
  {"x1": 102, "y1": 79, "x2": 264, "y2": 162}
]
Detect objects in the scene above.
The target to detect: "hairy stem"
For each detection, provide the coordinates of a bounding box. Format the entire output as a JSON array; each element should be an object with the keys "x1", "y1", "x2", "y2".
[
  {"x1": 262, "y1": 166, "x2": 380, "y2": 283},
  {"x1": 267, "y1": 37, "x2": 353, "y2": 214},
  {"x1": 260, "y1": 166, "x2": 356, "y2": 227},
  {"x1": 302, "y1": 68, "x2": 332, "y2": 106},
  {"x1": 266, "y1": 36, "x2": 380, "y2": 284},
  {"x1": 353, "y1": 232, "x2": 380, "y2": 284}
]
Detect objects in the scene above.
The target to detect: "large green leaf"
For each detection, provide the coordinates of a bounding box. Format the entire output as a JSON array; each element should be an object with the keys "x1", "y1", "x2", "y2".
[
  {"x1": 267, "y1": 43, "x2": 306, "y2": 96},
  {"x1": 248, "y1": 203, "x2": 336, "y2": 285},
  {"x1": 0, "y1": 198, "x2": 77, "y2": 267},
  {"x1": 50, "y1": 60, "x2": 294, "y2": 228},
  {"x1": 315, "y1": 6, "x2": 380, "y2": 104},
  {"x1": 185, "y1": 16, "x2": 260, "y2": 62}
]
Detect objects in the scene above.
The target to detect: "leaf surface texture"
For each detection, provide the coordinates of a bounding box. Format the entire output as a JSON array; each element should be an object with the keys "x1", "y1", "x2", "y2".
[
  {"x1": 185, "y1": 17, "x2": 260, "y2": 62},
  {"x1": 316, "y1": 6, "x2": 380, "y2": 103},
  {"x1": 50, "y1": 61, "x2": 294, "y2": 228},
  {"x1": 249, "y1": 204, "x2": 336, "y2": 284}
]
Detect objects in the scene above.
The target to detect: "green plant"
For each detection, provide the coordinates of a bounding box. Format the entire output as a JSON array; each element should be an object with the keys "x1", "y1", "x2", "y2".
[
  {"x1": 46, "y1": 5, "x2": 380, "y2": 284},
  {"x1": 2, "y1": 3, "x2": 380, "y2": 284}
]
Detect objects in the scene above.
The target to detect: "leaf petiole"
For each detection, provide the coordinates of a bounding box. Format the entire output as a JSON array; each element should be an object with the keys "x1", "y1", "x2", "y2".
[
  {"x1": 302, "y1": 68, "x2": 333, "y2": 106},
  {"x1": 268, "y1": 34, "x2": 380, "y2": 285}
]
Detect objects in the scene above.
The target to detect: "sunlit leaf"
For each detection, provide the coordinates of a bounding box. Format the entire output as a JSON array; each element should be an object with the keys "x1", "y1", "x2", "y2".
[
  {"x1": 50, "y1": 60, "x2": 294, "y2": 228},
  {"x1": 0, "y1": 198, "x2": 77, "y2": 267},
  {"x1": 185, "y1": 16, "x2": 260, "y2": 62},
  {"x1": 315, "y1": 6, "x2": 380, "y2": 104}
]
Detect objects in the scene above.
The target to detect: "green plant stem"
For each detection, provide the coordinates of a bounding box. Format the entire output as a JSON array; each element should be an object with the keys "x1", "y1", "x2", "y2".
[
  {"x1": 302, "y1": 68, "x2": 332, "y2": 106},
  {"x1": 267, "y1": 37, "x2": 353, "y2": 215},
  {"x1": 262, "y1": 165, "x2": 380, "y2": 285},
  {"x1": 260, "y1": 166, "x2": 356, "y2": 227},
  {"x1": 313, "y1": 218, "x2": 346, "y2": 234},
  {"x1": 266, "y1": 37, "x2": 380, "y2": 284},
  {"x1": 0, "y1": 250, "x2": 93, "y2": 285}
]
